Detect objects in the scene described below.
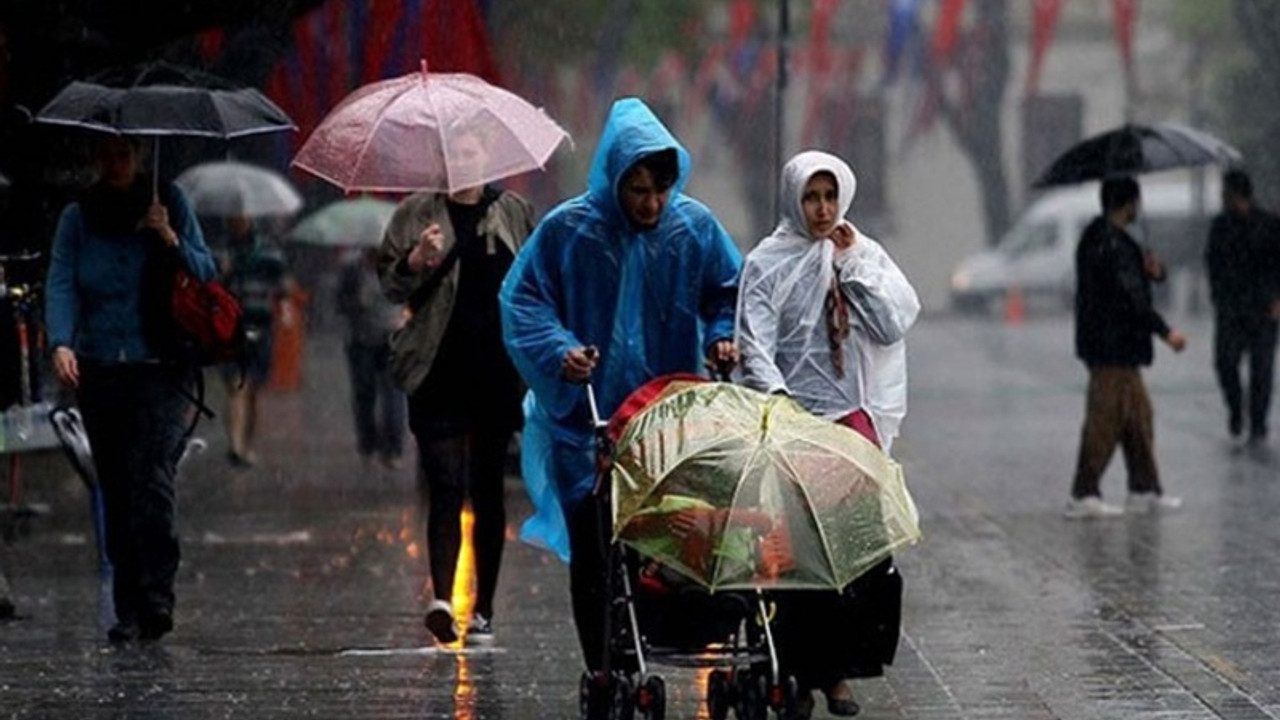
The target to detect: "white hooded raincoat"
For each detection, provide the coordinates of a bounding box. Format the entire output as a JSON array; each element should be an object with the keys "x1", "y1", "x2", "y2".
[{"x1": 736, "y1": 151, "x2": 920, "y2": 449}]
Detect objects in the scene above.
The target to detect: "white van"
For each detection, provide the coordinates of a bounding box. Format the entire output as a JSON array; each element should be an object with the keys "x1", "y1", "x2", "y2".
[{"x1": 948, "y1": 177, "x2": 1220, "y2": 313}]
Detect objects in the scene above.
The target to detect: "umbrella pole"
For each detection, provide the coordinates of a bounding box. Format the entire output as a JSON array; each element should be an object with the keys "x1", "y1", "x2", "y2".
[
  {"x1": 773, "y1": 0, "x2": 790, "y2": 222},
  {"x1": 152, "y1": 137, "x2": 160, "y2": 201}
]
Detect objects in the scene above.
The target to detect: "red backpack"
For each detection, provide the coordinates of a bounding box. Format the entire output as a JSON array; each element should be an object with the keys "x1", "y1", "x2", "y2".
[{"x1": 170, "y1": 266, "x2": 244, "y2": 366}]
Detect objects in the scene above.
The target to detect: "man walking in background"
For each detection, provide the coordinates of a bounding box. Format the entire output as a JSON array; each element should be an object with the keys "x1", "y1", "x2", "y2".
[
  {"x1": 1206, "y1": 169, "x2": 1280, "y2": 444},
  {"x1": 1067, "y1": 177, "x2": 1186, "y2": 519}
]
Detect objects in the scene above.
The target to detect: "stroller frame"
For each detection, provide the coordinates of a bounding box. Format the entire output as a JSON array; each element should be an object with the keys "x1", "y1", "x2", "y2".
[{"x1": 579, "y1": 385, "x2": 805, "y2": 720}]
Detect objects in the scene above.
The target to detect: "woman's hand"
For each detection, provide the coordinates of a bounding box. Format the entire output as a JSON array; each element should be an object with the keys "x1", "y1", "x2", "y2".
[
  {"x1": 408, "y1": 223, "x2": 446, "y2": 272},
  {"x1": 53, "y1": 346, "x2": 79, "y2": 388},
  {"x1": 704, "y1": 339, "x2": 738, "y2": 377},
  {"x1": 829, "y1": 220, "x2": 856, "y2": 250},
  {"x1": 141, "y1": 200, "x2": 179, "y2": 247}
]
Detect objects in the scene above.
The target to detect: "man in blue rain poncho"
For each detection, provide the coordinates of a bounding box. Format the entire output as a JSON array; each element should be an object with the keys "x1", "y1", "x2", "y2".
[{"x1": 500, "y1": 98, "x2": 742, "y2": 677}]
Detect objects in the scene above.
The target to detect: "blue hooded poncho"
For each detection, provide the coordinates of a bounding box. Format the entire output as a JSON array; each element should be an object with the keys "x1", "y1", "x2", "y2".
[{"x1": 500, "y1": 98, "x2": 742, "y2": 560}]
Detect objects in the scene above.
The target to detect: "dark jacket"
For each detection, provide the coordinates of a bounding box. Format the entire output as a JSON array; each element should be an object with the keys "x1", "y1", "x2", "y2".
[
  {"x1": 1206, "y1": 207, "x2": 1280, "y2": 319},
  {"x1": 1074, "y1": 216, "x2": 1170, "y2": 367}
]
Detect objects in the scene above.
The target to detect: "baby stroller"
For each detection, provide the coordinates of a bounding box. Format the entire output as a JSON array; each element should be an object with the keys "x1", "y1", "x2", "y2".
[{"x1": 577, "y1": 374, "x2": 921, "y2": 720}]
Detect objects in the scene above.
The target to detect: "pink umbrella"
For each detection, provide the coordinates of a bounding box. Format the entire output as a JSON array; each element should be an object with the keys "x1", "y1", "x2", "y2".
[{"x1": 292, "y1": 61, "x2": 570, "y2": 194}]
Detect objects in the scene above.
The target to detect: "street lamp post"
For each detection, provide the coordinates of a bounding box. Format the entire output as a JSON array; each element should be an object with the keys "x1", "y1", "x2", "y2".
[{"x1": 774, "y1": 0, "x2": 790, "y2": 220}]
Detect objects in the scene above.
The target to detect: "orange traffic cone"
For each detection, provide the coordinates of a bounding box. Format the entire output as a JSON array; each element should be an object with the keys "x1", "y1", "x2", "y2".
[
  {"x1": 1004, "y1": 288, "x2": 1025, "y2": 325},
  {"x1": 268, "y1": 282, "x2": 309, "y2": 392}
]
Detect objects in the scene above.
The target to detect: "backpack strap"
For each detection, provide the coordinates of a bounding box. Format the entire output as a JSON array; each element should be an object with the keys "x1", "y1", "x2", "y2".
[{"x1": 404, "y1": 239, "x2": 463, "y2": 314}]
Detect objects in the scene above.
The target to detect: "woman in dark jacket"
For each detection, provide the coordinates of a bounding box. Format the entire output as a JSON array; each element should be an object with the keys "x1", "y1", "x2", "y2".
[
  {"x1": 378, "y1": 173, "x2": 534, "y2": 647},
  {"x1": 45, "y1": 136, "x2": 215, "y2": 643}
]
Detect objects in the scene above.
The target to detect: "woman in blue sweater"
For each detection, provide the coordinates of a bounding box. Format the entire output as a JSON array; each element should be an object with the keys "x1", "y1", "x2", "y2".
[{"x1": 45, "y1": 136, "x2": 215, "y2": 643}]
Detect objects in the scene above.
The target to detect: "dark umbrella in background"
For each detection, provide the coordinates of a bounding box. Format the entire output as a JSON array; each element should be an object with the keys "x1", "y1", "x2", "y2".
[
  {"x1": 1033, "y1": 122, "x2": 1241, "y2": 188},
  {"x1": 36, "y1": 60, "x2": 293, "y2": 139},
  {"x1": 35, "y1": 60, "x2": 296, "y2": 193}
]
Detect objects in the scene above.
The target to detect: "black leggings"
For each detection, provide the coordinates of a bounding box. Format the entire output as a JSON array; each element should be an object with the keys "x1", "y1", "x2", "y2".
[
  {"x1": 78, "y1": 362, "x2": 190, "y2": 625},
  {"x1": 568, "y1": 493, "x2": 612, "y2": 671},
  {"x1": 416, "y1": 430, "x2": 510, "y2": 619}
]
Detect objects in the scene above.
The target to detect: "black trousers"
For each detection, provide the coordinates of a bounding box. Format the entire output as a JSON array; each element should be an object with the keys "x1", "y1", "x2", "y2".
[
  {"x1": 345, "y1": 342, "x2": 405, "y2": 460},
  {"x1": 77, "y1": 362, "x2": 190, "y2": 625},
  {"x1": 1214, "y1": 313, "x2": 1279, "y2": 437},
  {"x1": 410, "y1": 421, "x2": 511, "y2": 620},
  {"x1": 568, "y1": 492, "x2": 614, "y2": 672}
]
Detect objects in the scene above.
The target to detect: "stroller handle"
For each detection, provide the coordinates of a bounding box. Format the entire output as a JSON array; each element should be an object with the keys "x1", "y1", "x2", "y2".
[{"x1": 585, "y1": 383, "x2": 608, "y2": 432}]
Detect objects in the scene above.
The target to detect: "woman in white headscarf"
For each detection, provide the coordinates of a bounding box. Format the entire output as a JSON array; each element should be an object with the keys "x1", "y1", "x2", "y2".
[{"x1": 736, "y1": 150, "x2": 919, "y2": 717}]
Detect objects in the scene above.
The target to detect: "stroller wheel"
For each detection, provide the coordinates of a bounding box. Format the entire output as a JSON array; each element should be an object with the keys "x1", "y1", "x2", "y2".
[
  {"x1": 734, "y1": 669, "x2": 768, "y2": 720},
  {"x1": 707, "y1": 670, "x2": 733, "y2": 720},
  {"x1": 580, "y1": 671, "x2": 597, "y2": 720},
  {"x1": 580, "y1": 671, "x2": 636, "y2": 720},
  {"x1": 611, "y1": 672, "x2": 636, "y2": 720},
  {"x1": 636, "y1": 675, "x2": 666, "y2": 719},
  {"x1": 777, "y1": 676, "x2": 812, "y2": 720}
]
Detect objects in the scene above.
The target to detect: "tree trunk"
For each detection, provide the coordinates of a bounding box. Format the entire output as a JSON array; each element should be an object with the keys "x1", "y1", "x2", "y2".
[
  {"x1": 1230, "y1": 0, "x2": 1280, "y2": 203},
  {"x1": 940, "y1": 0, "x2": 1012, "y2": 246}
]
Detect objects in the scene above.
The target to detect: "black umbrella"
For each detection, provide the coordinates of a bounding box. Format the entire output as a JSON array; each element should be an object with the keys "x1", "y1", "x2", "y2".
[
  {"x1": 35, "y1": 60, "x2": 294, "y2": 138},
  {"x1": 1033, "y1": 122, "x2": 1241, "y2": 188}
]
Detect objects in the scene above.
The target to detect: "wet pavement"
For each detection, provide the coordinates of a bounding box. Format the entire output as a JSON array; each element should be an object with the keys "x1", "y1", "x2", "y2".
[{"x1": 3, "y1": 313, "x2": 1280, "y2": 719}]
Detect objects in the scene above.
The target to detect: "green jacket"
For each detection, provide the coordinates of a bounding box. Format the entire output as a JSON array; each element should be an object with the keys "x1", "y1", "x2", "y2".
[{"x1": 377, "y1": 190, "x2": 535, "y2": 395}]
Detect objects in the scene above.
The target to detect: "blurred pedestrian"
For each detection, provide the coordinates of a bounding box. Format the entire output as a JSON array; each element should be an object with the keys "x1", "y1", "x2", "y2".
[
  {"x1": 217, "y1": 214, "x2": 287, "y2": 468},
  {"x1": 1206, "y1": 169, "x2": 1280, "y2": 443},
  {"x1": 0, "y1": 568, "x2": 13, "y2": 619},
  {"x1": 1067, "y1": 177, "x2": 1186, "y2": 519},
  {"x1": 737, "y1": 150, "x2": 919, "y2": 717},
  {"x1": 500, "y1": 97, "x2": 741, "y2": 687},
  {"x1": 45, "y1": 135, "x2": 215, "y2": 643},
  {"x1": 336, "y1": 246, "x2": 405, "y2": 469},
  {"x1": 377, "y1": 128, "x2": 535, "y2": 647}
]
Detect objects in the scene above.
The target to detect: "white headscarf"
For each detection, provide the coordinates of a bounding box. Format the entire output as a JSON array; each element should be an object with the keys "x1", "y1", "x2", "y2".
[{"x1": 736, "y1": 150, "x2": 920, "y2": 449}]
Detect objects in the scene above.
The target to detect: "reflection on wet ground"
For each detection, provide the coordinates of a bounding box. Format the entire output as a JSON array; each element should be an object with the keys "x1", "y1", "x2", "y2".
[{"x1": 4, "y1": 318, "x2": 1280, "y2": 718}]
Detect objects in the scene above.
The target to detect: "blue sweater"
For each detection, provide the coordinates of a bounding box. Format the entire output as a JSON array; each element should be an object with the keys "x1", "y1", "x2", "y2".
[{"x1": 45, "y1": 186, "x2": 216, "y2": 364}]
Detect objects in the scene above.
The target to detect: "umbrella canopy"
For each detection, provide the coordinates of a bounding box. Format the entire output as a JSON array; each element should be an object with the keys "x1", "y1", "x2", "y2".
[
  {"x1": 288, "y1": 197, "x2": 396, "y2": 247},
  {"x1": 292, "y1": 61, "x2": 570, "y2": 193},
  {"x1": 610, "y1": 376, "x2": 921, "y2": 592},
  {"x1": 175, "y1": 161, "x2": 303, "y2": 218},
  {"x1": 35, "y1": 60, "x2": 295, "y2": 139},
  {"x1": 1033, "y1": 122, "x2": 1241, "y2": 188}
]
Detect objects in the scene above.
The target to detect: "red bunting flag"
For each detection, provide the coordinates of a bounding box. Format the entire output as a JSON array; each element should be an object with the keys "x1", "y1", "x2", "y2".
[
  {"x1": 932, "y1": 0, "x2": 969, "y2": 61},
  {"x1": 1113, "y1": 0, "x2": 1139, "y2": 82},
  {"x1": 1025, "y1": 0, "x2": 1064, "y2": 97}
]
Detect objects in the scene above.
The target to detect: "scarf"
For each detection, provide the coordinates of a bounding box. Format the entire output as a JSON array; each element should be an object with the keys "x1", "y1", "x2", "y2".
[
  {"x1": 824, "y1": 271, "x2": 850, "y2": 378},
  {"x1": 80, "y1": 175, "x2": 155, "y2": 237}
]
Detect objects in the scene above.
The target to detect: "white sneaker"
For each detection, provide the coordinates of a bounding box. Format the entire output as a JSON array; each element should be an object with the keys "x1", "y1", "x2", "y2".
[
  {"x1": 1125, "y1": 492, "x2": 1182, "y2": 515},
  {"x1": 465, "y1": 613, "x2": 494, "y2": 647},
  {"x1": 424, "y1": 599, "x2": 458, "y2": 644},
  {"x1": 1064, "y1": 496, "x2": 1124, "y2": 519}
]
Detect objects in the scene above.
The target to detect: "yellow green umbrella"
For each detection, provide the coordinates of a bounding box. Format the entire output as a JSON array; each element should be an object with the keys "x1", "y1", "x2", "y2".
[{"x1": 611, "y1": 380, "x2": 920, "y2": 592}]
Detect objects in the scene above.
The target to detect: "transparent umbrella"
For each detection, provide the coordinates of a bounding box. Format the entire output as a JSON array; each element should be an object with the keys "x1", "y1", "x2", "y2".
[
  {"x1": 292, "y1": 60, "x2": 570, "y2": 193},
  {"x1": 175, "y1": 161, "x2": 303, "y2": 218},
  {"x1": 609, "y1": 376, "x2": 921, "y2": 592},
  {"x1": 288, "y1": 197, "x2": 397, "y2": 247}
]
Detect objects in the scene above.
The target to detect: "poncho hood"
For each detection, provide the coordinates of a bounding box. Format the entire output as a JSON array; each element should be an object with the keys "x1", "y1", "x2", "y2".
[
  {"x1": 587, "y1": 98, "x2": 692, "y2": 228},
  {"x1": 777, "y1": 150, "x2": 858, "y2": 240}
]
